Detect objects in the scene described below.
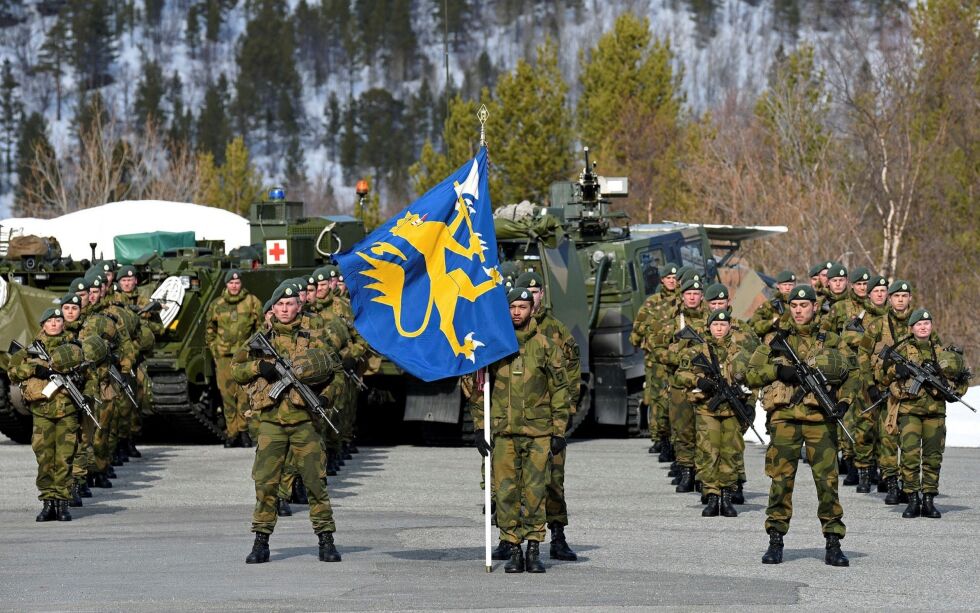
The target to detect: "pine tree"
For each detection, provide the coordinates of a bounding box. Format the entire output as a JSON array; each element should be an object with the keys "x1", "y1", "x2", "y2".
[
  {"x1": 133, "y1": 58, "x2": 165, "y2": 130},
  {"x1": 578, "y1": 13, "x2": 683, "y2": 160},
  {"x1": 37, "y1": 13, "x2": 70, "y2": 120},
  {"x1": 339, "y1": 101, "x2": 358, "y2": 181},
  {"x1": 197, "y1": 74, "x2": 231, "y2": 163},
  {"x1": 74, "y1": 91, "x2": 109, "y2": 144},
  {"x1": 186, "y1": 3, "x2": 201, "y2": 58},
  {"x1": 0, "y1": 58, "x2": 22, "y2": 190},
  {"x1": 356, "y1": 88, "x2": 408, "y2": 194},
  {"x1": 166, "y1": 72, "x2": 193, "y2": 147},
  {"x1": 432, "y1": 0, "x2": 471, "y2": 45},
  {"x1": 13, "y1": 112, "x2": 55, "y2": 214},
  {"x1": 283, "y1": 134, "x2": 305, "y2": 188},
  {"x1": 219, "y1": 136, "x2": 263, "y2": 215},
  {"x1": 195, "y1": 151, "x2": 221, "y2": 207},
  {"x1": 69, "y1": 0, "x2": 117, "y2": 90},
  {"x1": 324, "y1": 92, "x2": 340, "y2": 157},
  {"x1": 492, "y1": 38, "x2": 573, "y2": 204}
]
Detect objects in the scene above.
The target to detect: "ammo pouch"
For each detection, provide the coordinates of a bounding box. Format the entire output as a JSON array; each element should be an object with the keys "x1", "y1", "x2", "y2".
[
  {"x1": 762, "y1": 381, "x2": 794, "y2": 410},
  {"x1": 245, "y1": 377, "x2": 276, "y2": 412},
  {"x1": 20, "y1": 378, "x2": 49, "y2": 402}
]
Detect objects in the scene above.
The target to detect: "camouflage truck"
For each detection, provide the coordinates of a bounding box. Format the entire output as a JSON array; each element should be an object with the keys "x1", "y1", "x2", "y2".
[{"x1": 380, "y1": 148, "x2": 783, "y2": 441}]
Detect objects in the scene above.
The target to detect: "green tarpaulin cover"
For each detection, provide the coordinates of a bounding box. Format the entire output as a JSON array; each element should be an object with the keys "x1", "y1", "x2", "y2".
[{"x1": 113, "y1": 231, "x2": 195, "y2": 264}]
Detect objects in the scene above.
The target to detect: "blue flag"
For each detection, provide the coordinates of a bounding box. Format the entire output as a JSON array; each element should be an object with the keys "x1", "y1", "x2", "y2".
[{"x1": 336, "y1": 147, "x2": 517, "y2": 381}]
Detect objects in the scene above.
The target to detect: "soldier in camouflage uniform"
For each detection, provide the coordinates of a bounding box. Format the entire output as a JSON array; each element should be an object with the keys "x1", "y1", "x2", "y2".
[
  {"x1": 632, "y1": 263, "x2": 679, "y2": 454},
  {"x1": 469, "y1": 287, "x2": 570, "y2": 574},
  {"x1": 738, "y1": 284, "x2": 856, "y2": 567},
  {"x1": 653, "y1": 278, "x2": 708, "y2": 492},
  {"x1": 59, "y1": 293, "x2": 97, "y2": 505},
  {"x1": 808, "y1": 262, "x2": 826, "y2": 290},
  {"x1": 676, "y1": 309, "x2": 757, "y2": 518},
  {"x1": 516, "y1": 271, "x2": 581, "y2": 562},
  {"x1": 876, "y1": 308, "x2": 970, "y2": 519},
  {"x1": 748, "y1": 270, "x2": 796, "y2": 338},
  {"x1": 860, "y1": 279, "x2": 917, "y2": 504},
  {"x1": 8, "y1": 308, "x2": 81, "y2": 522},
  {"x1": 233, "y1": 282, "x2": 342, "y2": 564},
  {"x1": 206, "y1": 270, "x2": 264, "y2": 447},
  {"x1": 839, "y1": 273, "x2": 889, "y2": 493}
]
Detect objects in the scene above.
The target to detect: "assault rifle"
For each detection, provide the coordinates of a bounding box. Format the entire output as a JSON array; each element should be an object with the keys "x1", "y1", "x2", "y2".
[
  {"x1": 10, "y1": 340, "x2": 100, "y2": 429},
  {"x1": 246, "y1": 332, "x2": 339, "y2": 433},
  {"x1": 879, "y1": 345, "x2": 976, "y2": 413},
  {"x1": 107, "y1": 359, "x2": 139, "y2": 409},
  {"x1": 769, "y1": 331, "x2": 856, "y2": 443},
  {"x1": 677, "y1": 327, "x2": 766, "y2": 444}
]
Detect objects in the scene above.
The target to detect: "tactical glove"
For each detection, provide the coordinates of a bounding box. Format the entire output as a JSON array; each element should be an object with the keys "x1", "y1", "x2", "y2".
[
  {"x1": 776, "y1": 365, "x2": 798, "y2": 383},
  {"x1": 696, "y1": 378, "x2": 717, "y2": 395},
  {"x1": 550, "y1": 435, "x2": 567, "y2": 455},
  {"x1": 833, "y1": 401, "x2": 850, "y2": 419},
  {"x1": 258, "y1": 360, "x2": 279, "y2": 382},
  {"x1": 473, "y1": 429, "x2": 491, "y2": 457},
  {"x1": 868, "y1": 386, "x2": 882, "y2": 403},
  {"x1": 894, "y1": 362, "x2": 911, "y2": 379},
  {"x1": 34, "y1": 365, "x2": 56, "y2": 379}
]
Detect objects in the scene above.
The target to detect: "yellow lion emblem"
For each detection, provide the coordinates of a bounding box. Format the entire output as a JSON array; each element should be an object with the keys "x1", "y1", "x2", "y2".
[{"x1": 356, "y1": 197, "x2": 503, "y2": 362}]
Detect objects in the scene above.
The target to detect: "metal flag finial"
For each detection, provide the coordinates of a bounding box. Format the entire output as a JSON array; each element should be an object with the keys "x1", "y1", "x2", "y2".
[{"x1": 477, "y1": 104, "x2": 489, "y2": 147}]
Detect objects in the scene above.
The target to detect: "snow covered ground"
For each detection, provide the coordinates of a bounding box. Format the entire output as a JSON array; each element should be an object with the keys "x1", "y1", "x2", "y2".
[
  {"x1": 746, "y1": 386, "x2": 980, "y2": 448},
  {"x1": 0, "y1": 200, "x2": 251, "y2": 262}
]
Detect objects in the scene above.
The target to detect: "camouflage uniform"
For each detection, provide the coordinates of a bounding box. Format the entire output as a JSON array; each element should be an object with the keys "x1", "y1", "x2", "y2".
[
  {"x1": 115, "y1": 285, "x2": 163, "y2": 438},
  {"x1": 534, "y1": 308, "x2": 581, "y2": 527},
  {"x1": 675, "y1": 324, "x2": 757, "y2": 497},
  {"x1": 739, "y1": 319, "x2": 858, "y2": 538},
  {"x1": 821, "y1": 289, "x2": 869, "y2": 467},
  {"x1": 468, "y1": 317, "x2": 570, "y2": 545},
  {"x1": 876, "y1": 337, "x2": 966, "y2": 495},
  {"x1": 8, "y1": 330, "x2": 80, "y2": 502},
  {"x1": 94, "y1": 298, "x2": 139, "y2": 457},
  {"x1": 748, "y1": 292, "x2": 791, "y2": 338},
  {"x1": 206, "y1": 288, "x2": 263, "y2": 438},
  {"x1": 232, "y1": 318, "x2": 337, "y2": 536},
  {"x1": 839, "y1": 301, "x2": 888, "y2": 472},
  {"x1": 632, "y1": 285, "x2": 679, "y2": 444}
]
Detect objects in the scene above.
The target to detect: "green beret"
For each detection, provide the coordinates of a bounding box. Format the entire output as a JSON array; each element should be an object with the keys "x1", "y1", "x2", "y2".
[
  {"x1": 224, "y1": 269, "x2": 242, "y2": 284},
  {"x1": 680, "y1": 279, "x2": 703, "y2": 293},
  {"x1": 269, "y1": 282, "x2": 300, "y2": 305},
  {"x1": 499, "y1": 261, "x2": 521, "y2": 279},
  {"x1": 808, "y1": 263, "x2": 825, "y2": 277},
  {"x1": 908, "y1": 308, "x2": 932, "y2": 326},
  {"x1": 508, "y1": 287, "x2": 533, "y2": 304},
  {"x1": 89, "y1": 277, "x2": 103, "y2": 289},
  {"x1": 515, "y1": 271, "x2": 544, "y2": 289},
  {"x1": 660, "y1": 262, "x2": 680, "y2": 278},
  {"x1": 888, "y1": 279, "x2": 912, "y2": 295},
  {"x1": 707, "y1": 309, "x2": 732, "y2": 325},
  {"x1": 39, "y1": 307, "x2": 63, "y2": 325},
  {"x1": 503, "y1": 275, "x2": 516, "y2": 290},
  {"x1": 679, "y1": 269, "x2": 702, "y2": 285},
  {"x1": 774, "y1": 270, "x2": 796, "y2": 284},
  {"x1": 676, "y1": 265, "x2": 693, "y2": 279},
  {"x1": 869, "y1": 274, "x2": 888, "y2": 289},
  {"x1": 262, "y1": 298, "x2": 274, "y2": 313},
  {"x1": 788, "y1": 284, "x2": 817, "y2": 302},
  {"x1": 704, "y1": 283, "x2": 729, "y2": 302},
  {"x1": 848, "y1": 267, "x2": 870, "y2": 283},
  {"x1": 323, "y1": 265, "x2": 341, "y2": 279},
  {"x1": 60, "y1": 294, "x2": 81, "y2": 307},
  {"x1": 100, "y1": 260, "x2": 116, "y2": 273},
  {"x1": 312, "y1": 267, "x2": 330, "y2": 282},
  {"x1": 305, "y1": 275, "x2": 316, "y2": 286},
  {"x1": 117, "y1": 265, "x2": 137, "y2": 278},
  {"x1": 826, "y1": 263, "x2": 847, "y2": 279},
  {"x1": 69, "y1": 277, "x2": 90, "y2": 293}
]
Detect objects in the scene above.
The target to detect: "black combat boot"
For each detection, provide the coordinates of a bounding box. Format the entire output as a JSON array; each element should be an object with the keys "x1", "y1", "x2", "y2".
[
  {"x1": 525, "y1": 540, "x2": 546, "y2": 573},
  {"x1": 491, "y1": 540, "x2": 512, "y2": 561},
  {"x1": 694, "y1": 476, "x2": 702, "y2": 493},
  {"x1": 548, "y1": 523, "x2": 577, "y2": 561},
  {"x1": 898, "y1": 485, "x2": 909, "y2": 504},
  {"x1": 877, "y1": 473, "x2": 888, "y2": 493},
  {"x1": 658, "y1": 441, "x2": 673, "y2": 463},
  {"x1": 106, "y1": 465, "x2": 117, "y2": 479},
  {"x1": 127, "y1": 440, "x2": 142, "y2": 458},
  {"x1": 843, "y1": 461, "x2": 859, "y2": 486},
  {"x1": 675, "y1": 467, "x2": 695, "y2": 493},
  {"x1": 78, "y1": 479, "x2": 92, "y2": 498},
  {"x1": 668, "y1": 461, "x2": 679, "y2": 478},
  {"x1": 650, "y1": 437, "x2": 662, "y2": 453},
  {"x1": 224, "y1": 435, "x2": 237, "y2": 448},
  {"x1": 921, "y1": 494, "x2": 941, "y2": 519},
  {"x1": 326, "y1": 455, "x2": 338, "y2": 476},
  {"x1": 869, "y1": 462, "x2": 880, "y2": 485},
  {"x1": 239, "y1": 432, "x2": 253, "y2": 448},
  {"x1": 291, "y1": 477, "x2": 309, "y2": 505},
  {"x1": 318, "y1": 532, "x2": 342, "y2": 562},
  {"x1": 761, "y1": 529, "x2": 783, "y2": 564},
  {"x1": 701, "y1": 494, "x2": 720, "y2": 517},
  {"x1": 69, "y1": 483, "x2": 83, "y2": 508},
  {"x1": 732, "y1": 481, "x2": 745, "y2": 505},
  {"x1": 856, "y1": 468, "x2": 871, "y2": 494},
  {"x1": 342, "y1": 443, "x2": 353, "y2": 460},
  {"x1": 884, "y1": 477, "x2": 901, "y2": 505},
  {"x1": 276, "y1": 498, "x2": 292, "y2": 517},
  {"x1": 245, "y1": 533, "x2": 270, "y2": 564},
  {"x1": 902, "y1": 492, "x2": 921, "y2": 518},
  {"x1": 110, "y1": 448, "x2": 123, "y2": 466},
  {"x1": 720, "y1": 487, "x2": 738, "y2": 518},
  {"x1": 837, "y1": 455, "x2": 848, "y2": 476},
  {"x1": 35, "y1": 500, "x2": 56, "y2": 522},
  {"x1": 117, "y1": 440, "x2": 130, "y2": 462},
  {"x1": 86, "y1": 474, "x2": 95, "y2": 488},
  {"x1": 92, "y1": 472, "x2": 112, "y2": 488},
  {"x1": 55, "y1": 500, "x2": 72, "y2": 521},
  {"x1": 504, "y1": 542, "x2": 525, "y2": 573},
  {"x1": 824, "y1": 534, "x2": 849, "y2": 566}
]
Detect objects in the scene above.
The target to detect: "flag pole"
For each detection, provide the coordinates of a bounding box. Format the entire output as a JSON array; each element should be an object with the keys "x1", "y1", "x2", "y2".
[{"x1": 483, "y1": 370, "x2": 492, "y2": 572}]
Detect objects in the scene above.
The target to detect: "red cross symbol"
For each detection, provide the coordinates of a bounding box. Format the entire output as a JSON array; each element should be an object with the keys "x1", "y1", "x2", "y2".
[{"x1": 266, "y1": 240, "x2": 288, "y2": 264}]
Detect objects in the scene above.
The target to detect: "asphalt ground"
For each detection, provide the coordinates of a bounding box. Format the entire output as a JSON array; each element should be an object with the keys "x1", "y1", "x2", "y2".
[{"x1": 1, "y1": 434, "x2": 978, "y2": 611}]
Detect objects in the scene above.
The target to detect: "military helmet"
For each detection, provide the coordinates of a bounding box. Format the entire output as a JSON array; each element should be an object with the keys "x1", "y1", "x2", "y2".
[
  {"x1": 49, "y1": 341, "x2": 84, "y2": 371},
  {"x1": 86, "y1": 313, "x2": 115, "y2": 338},
  {"x1": 81, "y1": 335, "x2": 109, "y2": 364},
  {"x1": 292, "y1": 348, "x2": 340, "y2": 386},
  {"x1": 806, "y1": 348, "x2": 849, "y2": 385},
  {"x1": 937, "y1": 349, "x2": 965, "y2": 380}
]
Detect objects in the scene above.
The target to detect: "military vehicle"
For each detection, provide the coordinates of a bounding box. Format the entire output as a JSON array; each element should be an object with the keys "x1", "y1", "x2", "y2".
[
  {"x1": 0, "y1": 195, "x2": 366, "y2": 443},
  {"x1": 383, "y1": 147, "x2": 783, "y2": 440}
]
